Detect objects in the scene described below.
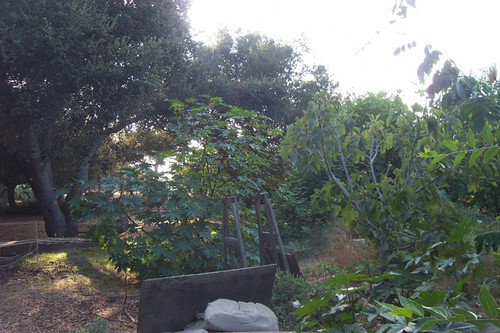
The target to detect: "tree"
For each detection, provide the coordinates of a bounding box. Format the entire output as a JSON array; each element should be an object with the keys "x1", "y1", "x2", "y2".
[
  {"x1": 184, "y1": 31, "x2": 337, "y2": 126},
  {"x1": 281, "y1": 87, "x2": 498, "y2": 267},
  {"x1": 73, "y1": 99, "x2": 284, "y2": 278},
  {"x1": 167, "y1": 97, "x2": 284, "y2": 199},
  {"x1": 0, "y1": 0, "x2": 191, "y2": 236},
  {"x1": 290, "y1": 82, "x2": 500, "y2": 333}
]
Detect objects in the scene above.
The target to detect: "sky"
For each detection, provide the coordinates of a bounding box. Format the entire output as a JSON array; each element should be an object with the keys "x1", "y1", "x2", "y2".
[{"x1": 188, "y1": 0, "x2": 500, "y2": 105}]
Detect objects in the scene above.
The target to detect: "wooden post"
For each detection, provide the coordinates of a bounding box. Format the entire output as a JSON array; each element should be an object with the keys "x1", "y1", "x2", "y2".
[
  {"x1": 255, "y1": 193, "x2": 290, "y2": 272},
  {"x1": 35, "y1": 217, "x2": 39, "y2": 265},
  {"x1": 221, "y1": 198, "x2": 230, "y2": 268}
]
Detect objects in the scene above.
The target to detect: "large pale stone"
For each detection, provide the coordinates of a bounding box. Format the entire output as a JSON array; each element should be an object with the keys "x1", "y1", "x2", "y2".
[{"x1": 204, "y1": 299, "x2": 279, "y2": 332}]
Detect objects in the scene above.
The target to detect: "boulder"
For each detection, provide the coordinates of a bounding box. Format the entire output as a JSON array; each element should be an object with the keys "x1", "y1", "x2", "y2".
[{"x1": 204, "y1": 299, "x2": 279, "y2": 332}]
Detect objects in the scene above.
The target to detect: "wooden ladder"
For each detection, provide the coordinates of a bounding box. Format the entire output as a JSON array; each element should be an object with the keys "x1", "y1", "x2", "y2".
[
  {"x1": 221, "y1": 194, "x2": 301, "y2": 276},
  {"x1": 254, "y1": 193, "x2": 290, "y2": 272},
  {"x1": 221, "y1": 196, "x2": 247, "y2": 269}
]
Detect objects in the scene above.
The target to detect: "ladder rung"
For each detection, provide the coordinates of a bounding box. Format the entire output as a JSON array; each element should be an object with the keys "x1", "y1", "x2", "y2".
[{"x1": 223, "y1": 237, "x2": 239, "y2": 247}]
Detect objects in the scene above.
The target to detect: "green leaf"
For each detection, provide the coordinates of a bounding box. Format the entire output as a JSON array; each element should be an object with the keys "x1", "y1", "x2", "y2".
[
  {"x1": 456, "y1": 79, "x2": 468, "y2": 99},
  {"x1": 339, "y1": 323, "x2": 367, "y2": 333},
  {"x1": 431, "y1": 154, "x2": 447, "y2": 164},
  {"x1": 467, "y1": 130, "x2": 476, "y2": 148},
  {"x1": 342, "y1": 206, "x2": 358, "y2": 224},
  {"x1": 483, "y1": 122, "x2": 494, "y2": 146},
  {"x1": 443, "y1": 139, "x2": 457, "y2": 151},
  {"x1": 376, "y1": 301, "x2": 413, "y2": 318},
  {"x1": 419, "y1": 148, "x2": 438, "y2": 158},
  {"x1": 298, "y1": 319, "x2": 319, "y2": 330},
  {"x1": 376, "y1": 301, "x2": 399, "y2": 312},
  {"x1": 453, "y1": 308, "x2": 477, "y2": 320},
  {"x1": 391, "y1": 307, "x2": 414, "y2": 319},
  {"x1": 469, "y1": 149, "x2": 482, "y2": 167},
  {"x1": 453, "y1": 152, "x2": 466, "y2": 171},
  {"x1": 363, "y1": 272, "x2": 398, "y2": 283},
  {"x1": 483, "y1": 147, "x2": 498, "y2": 163},
  {"x1": 422, "y1": 306, "x2": 450, "y2": 320},
  {"x1": 468, "y1": 319, "x2": 500, "y2": 328},
  {"x1": 479, "y1": 283, "x2": 499, "y2": 319},
  {"x1": 398, "y1": 295, "x2": 425, "y2": 317},
  {"x1": 294, "y1": 295, "x2": 330, "y2": 319},
  {"x1": 449, "y1": 314, "x2": 466, "y2": 322},
  {"x1": 326, "y1": 272, "x2": 365, "y2": 286},
  {"x1": 415, "y1": 317, "x2": 439, "y2": 332}
]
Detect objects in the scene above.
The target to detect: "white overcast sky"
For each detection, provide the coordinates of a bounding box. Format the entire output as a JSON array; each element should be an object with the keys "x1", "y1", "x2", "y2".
[{"x1": 188, "y1": 0, "x2": 499, "y2": 105}]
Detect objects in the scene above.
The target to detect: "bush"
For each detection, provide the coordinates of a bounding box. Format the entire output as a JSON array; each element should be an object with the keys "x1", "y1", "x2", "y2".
[
  {"x1": 74, "y1": 164, "x2": 224, "y2": 278},
  {"x1": 273, "y1": 168, "x2": 333, "y2": 242},
  {"x1": 270, "y1": 271, "x2": 326, "y2": 331},
  {"x1": 73, "y1": 99, "x2": 284, "y2": 278}
]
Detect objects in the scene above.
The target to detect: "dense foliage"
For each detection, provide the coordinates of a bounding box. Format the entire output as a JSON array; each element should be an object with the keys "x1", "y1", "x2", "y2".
[
  {"x1": 1, "y1": 1, "x2": 498, "y2": 331},
  {"x1": 73, "y1": 100, "x2": 283, "y2": 278},
  {"x1": 0, "y1": 0, "x2": 191, "y2": 236},
  {"x1": 166, "y1": 97, "x2": 284, "y2": 199},
  {"x1": 281, "y1": 58, "x2": 499, "y2": 331},
  {"x1": 185, "y1": 31, "x2": 338, "y2": 126}
]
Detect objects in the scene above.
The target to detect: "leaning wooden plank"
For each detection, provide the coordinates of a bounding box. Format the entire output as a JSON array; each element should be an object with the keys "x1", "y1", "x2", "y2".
[{"x1": 137, "y1": 264, "x2": 277, "y2": 333}]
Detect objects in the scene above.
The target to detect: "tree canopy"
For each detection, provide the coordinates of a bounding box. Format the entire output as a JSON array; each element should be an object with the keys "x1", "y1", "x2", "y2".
[
  {"x1": 0, "y1": 0, "x2": 191, "y2": 236},
  {"x1": 184, "y1": 30, "x2": 338, "y2": 126}
]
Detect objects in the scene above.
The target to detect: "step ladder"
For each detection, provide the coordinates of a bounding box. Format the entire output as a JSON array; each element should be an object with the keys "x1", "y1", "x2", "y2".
[
  {"x1": 254, "y1": 193, "x2": 289, "y2": 272},
  {"x1": 221, "y1": 194, "x2": 302, "y2": 276},
  {"x1": 221, "y1": 196, "x2": 247, "y2": 269}
]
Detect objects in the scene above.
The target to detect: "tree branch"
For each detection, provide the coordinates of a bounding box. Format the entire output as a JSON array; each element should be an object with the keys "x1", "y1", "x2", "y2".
[
  {"x1": 318, "y1": 144, "x2": 378, "y2": 238},
  {"x1": 334, "y1": 124, "x2": 353, "y2": 194},
  {"x1": 369, "y1": 138, "x2": 385, "y2": 211}
]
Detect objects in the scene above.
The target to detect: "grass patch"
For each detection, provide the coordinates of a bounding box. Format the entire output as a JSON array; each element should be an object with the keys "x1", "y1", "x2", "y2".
[
  {"x1": 67, "y1": 317, "x2": 109, "y2": 333},
  {"x1": 20, "y1": 246, "x2": 137, "y2": 290}
]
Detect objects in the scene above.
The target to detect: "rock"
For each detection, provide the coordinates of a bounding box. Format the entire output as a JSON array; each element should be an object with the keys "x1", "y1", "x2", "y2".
[{"x1": 204, "y1": 299, "x2": 279, "y2": 332}]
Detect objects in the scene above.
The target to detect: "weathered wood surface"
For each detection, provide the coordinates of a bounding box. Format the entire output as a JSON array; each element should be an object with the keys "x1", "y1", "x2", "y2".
[{"x1": 137, "y1": 264, "x2": 277, "y2": 333}]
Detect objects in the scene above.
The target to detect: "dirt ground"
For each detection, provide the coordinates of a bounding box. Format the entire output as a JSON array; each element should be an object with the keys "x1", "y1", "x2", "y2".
[
  {"x1": 0, "y1": 216, "x2": 140, "y2": 333},
  {"x1": 0, "y1": 216, "x2": 47, "y2": 242},
  {"x1": 0, "y1": 216, "x2": 379, "y2": 333}
]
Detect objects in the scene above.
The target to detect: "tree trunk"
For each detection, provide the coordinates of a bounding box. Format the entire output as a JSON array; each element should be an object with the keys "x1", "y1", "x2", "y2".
[
  {"x1": 7, "y1": 183, "x2": 16, "y2": 210},
  {"x1": 29, "y1": 157, "x2": 68, "y2": 237},
  {"x1": 26, "y1": 128, "x2": 72, "y2": 237},
  {"x1": 61, "y1": 137, "x2": 103, "y2": 237}
]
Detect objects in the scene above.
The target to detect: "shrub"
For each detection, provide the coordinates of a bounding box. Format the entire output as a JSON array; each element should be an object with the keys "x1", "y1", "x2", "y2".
[
  {"x1": 75, "y1": 165, "x2": 223, "y2": 278},
  {"x1": 271, "y1": 271, "x2": 326, "y2": 331}
]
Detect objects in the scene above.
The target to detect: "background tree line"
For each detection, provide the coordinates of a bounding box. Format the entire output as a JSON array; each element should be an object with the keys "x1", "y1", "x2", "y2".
[{"x1": 0, "y1": 0, "x2": 336, "y2": 236}]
